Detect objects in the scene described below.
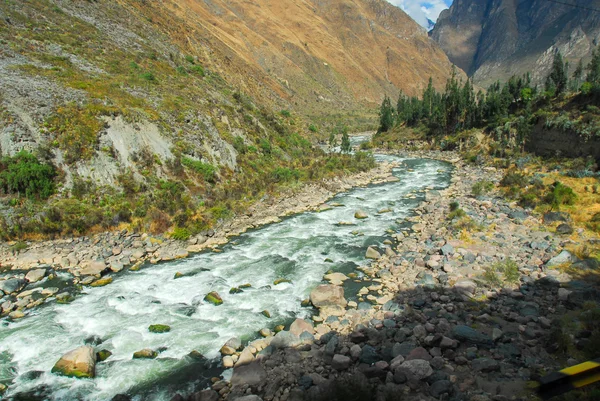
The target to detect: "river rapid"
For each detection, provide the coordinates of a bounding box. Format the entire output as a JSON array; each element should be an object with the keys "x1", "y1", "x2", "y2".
[{"x1": 0, "y1": 154, "x2": 452, "y2": 401}]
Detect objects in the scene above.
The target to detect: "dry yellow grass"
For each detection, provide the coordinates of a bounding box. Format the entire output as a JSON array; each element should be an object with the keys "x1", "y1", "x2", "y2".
[{"x1": 542, "y1": 173, "x2": 600, "y2": 226}]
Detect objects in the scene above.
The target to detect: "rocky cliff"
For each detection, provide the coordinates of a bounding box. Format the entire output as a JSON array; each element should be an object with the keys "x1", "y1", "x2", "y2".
[{"x1": 431, "y1": 0, "x2": 600, "y2": 86}]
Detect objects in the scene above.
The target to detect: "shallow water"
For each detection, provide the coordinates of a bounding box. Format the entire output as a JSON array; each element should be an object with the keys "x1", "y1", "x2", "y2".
[{"x1": 0, "y1": 155, "x2": 452, "y2": 400}]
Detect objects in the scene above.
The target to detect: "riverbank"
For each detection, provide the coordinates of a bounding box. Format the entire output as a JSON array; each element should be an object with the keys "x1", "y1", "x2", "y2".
[
  {"x1": 190, "y1": 150, "x2": 600, "y2": 401},
  {"x1": 0, "y1": 161, "x2": 399, "y2": 319}
]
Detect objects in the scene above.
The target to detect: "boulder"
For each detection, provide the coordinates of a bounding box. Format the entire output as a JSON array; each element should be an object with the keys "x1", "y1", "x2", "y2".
[
  {"x1": 52, "y1": 345, "x2": 96, "y2": 378},
  {"x1": 365, "y1": 247, "x2": 381, "y2": 260},
  {"x1": 25, "y1": 269, "x2": 46, "y2": 283},
  {"x1": 452, "y1": 325, "x2": 493, "y2": 346},
  {"x1": 289, "y1": 318, "x2": 314, "y2": 336},
  {"x1": 543, "y1": 212, "x2": 571, "y2": 223},
  {"x1": 546, "y1": 251, "x2": 577, "y2": 267},
  {"x1": 79, "y1": 261, "x2": 107, "y2": 276},
  {"x1": 148, "y1": 324, "x2": 171, "y2": 333},
  {"x1": 189, "y1": 390, "x2": 219, "y2": 401},
  {"x1": 270, "y1": 331, "x2": 302, "y2": 349},
  {"x1": 331, "y1": 354, "x2": 351, "y2": 370},
  {"x1": 440, "y1": 244, "x2": 454, "y2": 256},
  {"x1": 453, "y1": 280, "x2": 477, "y2": 295},
  {"x1": 204, "y1": 292, "x2": 223, "y2": 306},
  {"x1": 231, "y1": 361, "x2": 267, "y2": 387},
  {"x1": 90, "y1": 277, "x2": 113, "y2": 287},
  {"x1": 310, "y1": 285, "x2": 347, "y2": 309},
  {"x1": 324, "y1": 272, "x2": 348, "y2": 286},
  {"x1": 133, "y1": 349, "x2": 158, "y2": 359},
  {"x1": 396, "y1": 360, "x2": 433, "y2": 380},
  {"x1": 354, "y1": 210, "x2": 368, "y2": 219},
  {"x1": 0, "y1": 279, "x2": 27, "y2": 294},
  {"x1": 556, "y1": 224, "x2": 573, "y2": 235}
]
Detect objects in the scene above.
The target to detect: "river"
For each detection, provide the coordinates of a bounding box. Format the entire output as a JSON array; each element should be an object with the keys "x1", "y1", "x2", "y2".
[{"x1": 0, "y1": 154, "x2": 452, "y2": 401}]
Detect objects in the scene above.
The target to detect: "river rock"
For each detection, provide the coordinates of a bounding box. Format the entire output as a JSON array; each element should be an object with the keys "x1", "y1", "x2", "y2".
[
  {"x1": 289, "y1": 318, "x2": 314, "y2": 336},
  {"x1": 231, "y1": 361, "x2": 267, "y2": 387},
  {"x1": 25, "y1": 269, "x2": 46, "y2": 283},
  {"x1": 204, "y1": 292, "x2": 223, "y2": 306},
  {"x1": 452, "y1": 325, "x2": 493, "y2": 346},
  {"x1": 79, "y1": 261, "x2": 107, "y2": 276},
  {"x1": 324, "y1": 272, "x2": 348, "y2": 285},
  {"x1": 90, "y1": 277, "x2": 113, "y2": 287},
  {"x1": 310, "y1": 285, "x2": 347, "y2": 308},
  {"x1": 52, "y1": 345, "x2": 96, "y2": 378},
  {"x1": 0, "y1": 279, "x2": 27, "y2": 294},
  {"x1": 270, "y1": 331, "x2": 302, "y2": 349},
  {"x1": 331, "y1": 354, "x2": 351, "y2": 370},
  {"x1": 354, "y1": 210, "x2": 368, "y2": 219},
  {"x1": 148, "y1": 324, "x2": 171, "y2": 333},
  {"x1": 546, "y1": 250, "x2": 576, "y2": 267},
  {"x1": 556, "y1": 223, "x2": 573, "y2": 235},
  {"x1": 365, "y1": 246, "x2": 381, "y2": 260},
  {"x1": 396, "y1": 360, "x2": 433, "y2": 380},
  {"x1": 133, "y1": 349, "x2": 158, "y2": 359}
]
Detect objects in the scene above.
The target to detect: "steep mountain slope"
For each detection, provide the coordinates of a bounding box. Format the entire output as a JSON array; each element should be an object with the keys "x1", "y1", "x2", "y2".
[
  {"x1": 431, "y1": 0, "x2": 600, "y2": 86},
  {"x1": 0, "y1": 0, "x2": 457, "y2": 239}
]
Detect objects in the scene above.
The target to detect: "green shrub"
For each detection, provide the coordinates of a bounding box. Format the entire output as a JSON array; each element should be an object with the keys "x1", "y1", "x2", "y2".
[
  {"x1": 308, "y1": 124, "x2": 318, "y2": 133},
  {"x1": 482, "y1": 266, "x2": 502, "y2": 287},
  {"x1": 280, "y1": 110, "x2": 291, "y2": 118},
  {"x1": 500, "y1": 170, "x2": 527, "y2": 187},
  {"x1": 185, "y1": 55, "x2": 195, "y2": 64},
  {"x1": 140, "y1": 72, "x2": 156, "y2": 81},
  {"x1": 472, "y1": 180, "x2": 494, "y2": 197},
  {"x1": 544, "y1": 181, "x2": 577, "y2": 210},
  {"x1": 181, "y1": 157, "x2": 216, "y2": 183},
  {"x1": 233, "y1": 136, "x2": 247, "y2": 154},
  {"x1": 171, "y1": 227, "x2": 191, "y2": 241},
  {"x1": 0, "y1": 151, "x2": 56, "y2": 200},
  {"x1": 271, "y1": 167, "x2": 300, "y2": 183},
  {"x1": 259, "y1": 138, "x2": 272, "y2": 154},
  {"x1": 191, "y1": 65, "x2": 205, "y2": 76},
  {"x1": 449, "y1": 201, "x2": 460, "y2": 212},
  {"x1": 500, "y1": 259, "x2": 520, "y2": 284}
]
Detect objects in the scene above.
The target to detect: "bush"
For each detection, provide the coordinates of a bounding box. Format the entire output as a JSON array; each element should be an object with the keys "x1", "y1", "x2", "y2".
[
  {"x1": 140, "y1": 72, "x2": 156, "y2": 81},
  {"x1": 171, "y1": 227, "x2": 191, "y2": 241},
  {"x1": 500, "y1": 170, "x2": 527, "y2": 187},
  {"x1": 181, "y1": 157, "x2": 216, "y2": 183},
  {"x1": 191, "y1": 65, "x2": 205, "y2": 76},
  {"x1": 271, "y1": 167, "x2": 300, "y2": 183},
  {"x1": 0, "y1": 151, "x2": 56, "y2": 200},
  {"x1": 544, "y1": 181, "x2": 576, "y2": 210},
  {"x1": 482, "y1": 266, "x2": 502, "y2": 287},
  {"x1": 472, "y1": 180, "x2": 494, "y2": 197},
  {"x1": 280, "y1": 110, "x2": 291, "y2": 118}
]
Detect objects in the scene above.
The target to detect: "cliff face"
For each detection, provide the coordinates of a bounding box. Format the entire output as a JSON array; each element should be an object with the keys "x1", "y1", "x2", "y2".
[{"x1": 431, "y1": 0, "x2": 600, "y2": 86}]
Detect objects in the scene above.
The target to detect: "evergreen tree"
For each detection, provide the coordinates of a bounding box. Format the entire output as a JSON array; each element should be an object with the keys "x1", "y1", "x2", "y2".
[
  {"x1": 340, "y1": 132, "x2": 351, "y2": 153},
  {"x1": 586, "y1": 48, "x2": 600, "y2": 86},
  {"x1": 546, "y1": 51, "x2": 568, "y2": 96},
  {"x1": 377, "y1": 95, "x2": 395, "y2": 133},
  {"x1": 572, "y1": 59, "x2": 584, "y2": 91}
]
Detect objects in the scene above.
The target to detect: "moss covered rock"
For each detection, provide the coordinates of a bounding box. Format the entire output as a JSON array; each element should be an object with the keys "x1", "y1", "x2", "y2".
[
  {"x1": 229, "y1": 287, "x2": 243, "y2": 294},
  {"x1": 204, "y1": 291, "x2": 223, "y2": 306},
  {"x1": 261, "y1": 310, "x2": 271, "y2": 318},
  {"x1": 239, "y1": 283, "x2": 252, "y2": 289},
  {"x1": 97, "y1": 350, "x2": 112, "y2": 362},
  {"x1": 273, "y1": 278, "x2": 291, "y2": 285},
  {"x1": 90, "y1": 277, "x2": 113, "y2": 287},
  {"x1": 133, "y1": 349, "x2": 158, "y2": 359},
  {"x1": 148, "y1": 324, "x2": 171, "y2": 333},
  {"x1": 174, "y1": 272, "x2": 183, "y2": 279}
]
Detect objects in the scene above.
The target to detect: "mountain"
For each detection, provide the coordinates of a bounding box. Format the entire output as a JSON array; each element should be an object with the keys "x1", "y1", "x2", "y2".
[
  {"x1": 0, "y1": 0, "x2": 458, "y2": 238},
  {"x1": 430, "y1": 0, "x2": 600, "y2": 86}
]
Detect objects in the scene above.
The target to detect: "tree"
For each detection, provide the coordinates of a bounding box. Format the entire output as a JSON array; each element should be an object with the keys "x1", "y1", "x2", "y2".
[
  {"x1": 340, "y1": 132, "x2": 351, "y2": 153},
  {"x1": 572, "y1": 59, "x2": 584, "y2": 91},
  {"x1": 377, "y1": 95, "x2": 395, "y2": 133},
  {"x1": 546, "y1": 51, "x2": 568, "y2": 96},
  {"x1": 328, "y1": 132, "x2": 337, "y2": 149}
]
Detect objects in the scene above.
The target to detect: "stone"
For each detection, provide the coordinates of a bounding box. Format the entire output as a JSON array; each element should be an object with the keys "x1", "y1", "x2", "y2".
[
  {"x1": 355, "y1": 210, "x2": 368, "y2": 219},
  {"x1": 289, "y1": 318, "x2": 314, "y2": 336},
  {"x1": 273, "y1": 278, "x2": 292, "y2": 285},
  {"x1": 25, "y1": 269, "x2": 46, "y2": 283},
  {"x1": 80, "y1": 261, "x2": 106, "y2": 276},
  {"x1": 556, "y1": 224, "x2": 573, "y2": 235},
  {"x1": 223, "y1": 356, "x2": 234, "y2": 368},
  {"x1": 453, "y1": 279, "x2": 477, "y2": 295},
  {"x1": 232, "y1": 396, "x2": 263, "y2": 401},
  {"x1": 310, "y1": 284, "x2": 347, "y2": 308},
  {"x1": 271, "y1": 331, "x2": 301, "y2": 349},
  {"x1": 204, "y1": 292, "x2": 223, "y2": 306},
  {"x1": 97, "y1": 350, "x2": 112, "y2": 362},
  {"x1": 546, "y1": 251, "x2": 576, "y2": 267},
  {"x1": 492, "y1": 328, "x2": 503, "y2": 342},
  {"x1": 558, "y1": 288, "x2": 571, "y2": 301},
  {"x1": 441, "y1": 244, "x2": 454, "y2": 256},
  {"x1": 231, "y1": 361, "x2": 267, "y2": 387},
  {"x1": 133, "y1": 349, "x2": 158, "y2": 359},
  {"x1": 452, "y1": 325, "x2": 492, "y2": 346},
  {"x1": 544, "y1": 212, "x2": 571, "y2": 223},
  {"x1": 430, "y1": 380, "x2": 452, "y2": 398},
  {"x1": 189, "y1": 390, "x2": 219, "y2": 401},
  {"x1": 90, "y1": 277, "x2": 113, "y2": 287},
  {"x1": 397, "y1": 360, "x2": 433, "y2": 380},
  {"x1": 359, "y1": 345, "x2": 381, "y2": 365},
  {"x1": 259, "y1": 328, "x2": 272, "y2": 337},
  {"x1": 0, "y1": 279, "x2": 27, "y2": 294},
  {"x1": 324, "y1": 272, "x2": 349, "y2": 286},
  {"x1": 148, "y1": 324, "x2": 171, "y2": 333},
  {"x1": 331, "y1": 354, "x2": 351, "y2": 370},
  {"x1": 52, "y1": 345, "x2": 96, "y2": 378},
  {"x1": 235, "y1": 348, "x2": 254, "y2": 366},
  {"x1": 406, "y1": 347, "x2": 432, "y2": 361},
  {"x1": 471, "y1": 358, "x2": 500, "y2": 372},
  {"x1": 365, "y1": 246, "x2": 381, "y2": 260}
]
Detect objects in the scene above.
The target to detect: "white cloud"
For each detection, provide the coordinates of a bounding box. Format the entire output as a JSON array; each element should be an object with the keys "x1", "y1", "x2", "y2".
[{"x1": 387, "y1": 0, "x2": 452, "y2": 30}]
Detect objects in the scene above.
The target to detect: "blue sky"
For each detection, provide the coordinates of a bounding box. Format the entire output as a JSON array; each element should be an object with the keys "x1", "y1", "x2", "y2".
[{"x1": 387, "y1": 0, "x2": 453, "y2": 29}]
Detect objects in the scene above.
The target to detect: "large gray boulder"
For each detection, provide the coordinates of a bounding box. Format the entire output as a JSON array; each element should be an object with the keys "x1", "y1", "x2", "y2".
[
  {"x1": 25, "y1": 269, "x2": 46, "y2": 283},
  {"x1": 0, "y1": 279, "x2": 27, "y2": 295},
  {"x1": 231, "y1": 361, "x2": 267, "y2": 387},
  {"x1": 310, "y1": 285, "x2": 347, "y2": 309},
  {"x1": 289, "y1": 318, "x2": 314, "y2": 336},
  {"x1": 51, "y1": 345, "x2": 96, "y2": 378}
]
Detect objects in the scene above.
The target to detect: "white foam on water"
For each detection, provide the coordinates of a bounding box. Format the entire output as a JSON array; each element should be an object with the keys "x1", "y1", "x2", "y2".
[{"x1": 0, "y1": 156, "x2": 452, "y2": 400}]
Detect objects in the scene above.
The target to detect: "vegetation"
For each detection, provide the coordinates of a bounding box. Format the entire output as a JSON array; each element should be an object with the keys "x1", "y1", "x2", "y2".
[{"x1": 0, "y1": 151, "x2": 57, "y2": 200}]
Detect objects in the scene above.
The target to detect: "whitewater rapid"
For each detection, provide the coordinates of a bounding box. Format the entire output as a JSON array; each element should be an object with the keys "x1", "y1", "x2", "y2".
[{"x1": 0, "y1": 155, "x2": 452, "y2": 400}]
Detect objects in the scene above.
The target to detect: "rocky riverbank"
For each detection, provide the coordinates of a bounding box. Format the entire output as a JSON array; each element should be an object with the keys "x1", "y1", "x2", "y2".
[
  {"x1": 0, "y1": 161, "x2": 399, "y2": 319},
  {"x1": 180, "y1": 151, "x2": 600, "y2": 401}
]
